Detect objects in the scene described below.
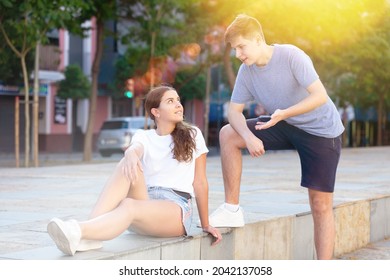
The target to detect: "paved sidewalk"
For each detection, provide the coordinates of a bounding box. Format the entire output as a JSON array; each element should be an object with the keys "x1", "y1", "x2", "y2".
[{"x1": 0, "y1": 146, "x2": 389, "y2": 259}]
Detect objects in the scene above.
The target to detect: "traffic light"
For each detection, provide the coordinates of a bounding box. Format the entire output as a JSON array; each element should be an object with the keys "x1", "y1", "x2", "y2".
[
  {"x1": 124, "y1": 90, "x2": 133, "y2": 98},
  {"x1": 124, "y1": 78, "x2": 134, "y2": 98}
]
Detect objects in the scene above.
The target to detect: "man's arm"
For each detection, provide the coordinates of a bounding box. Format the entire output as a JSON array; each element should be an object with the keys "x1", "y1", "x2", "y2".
[
  {"x1": 258, "y1": 79, "x2": 328, "y2": 130},
  {"x1": 279, "y1": 79, "x2": 328, "y2": 118},
  {"x1": 227, "y1": 102, "x2": 252, "y2": 138},
  {"x1": 228, "y1": 102, "x2": 266, "y2": 157}
]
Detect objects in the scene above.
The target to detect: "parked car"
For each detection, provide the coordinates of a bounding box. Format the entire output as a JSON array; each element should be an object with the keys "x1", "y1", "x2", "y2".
[{"x1": 96, "y1": 116, "x2": 152, "y2": 157}]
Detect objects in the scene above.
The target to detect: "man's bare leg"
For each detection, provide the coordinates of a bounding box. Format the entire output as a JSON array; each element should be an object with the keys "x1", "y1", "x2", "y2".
[
  {"x1": 219, "y1": 124, "x2": 246, "y2": 204},
  {"x1": 308, "y1": 188, "x2": 335, "y2": 260},
  {"x1": 208, "y1": 125, "x2": 246, "y2": 227}
]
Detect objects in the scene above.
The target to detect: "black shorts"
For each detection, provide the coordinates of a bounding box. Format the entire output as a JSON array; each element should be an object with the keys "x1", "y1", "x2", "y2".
[{"x1": 246, "y1": 119, "x2": 342, "y2": 193}]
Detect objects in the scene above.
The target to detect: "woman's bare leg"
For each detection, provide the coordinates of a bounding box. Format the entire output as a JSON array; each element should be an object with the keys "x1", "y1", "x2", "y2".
[
  {"x1": 89, "y1": 158, "x2": 148, "y2": 219},
  {"x1": 78, "y1": 158, "x2": 184, "y2": 240},
  {"x1": 80, "y1": 198, "x2": 184, "y2": 240}
]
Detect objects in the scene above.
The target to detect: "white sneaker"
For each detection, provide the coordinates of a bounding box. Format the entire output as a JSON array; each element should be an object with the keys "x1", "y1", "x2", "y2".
[
  {"x1": 77, "y1": 239, "x2": 103, "y2": 252},
  {"x1": 209, "y1": 204, "x2": 245, "y2": 227},
  {"x1": 47, "y1": 218, "x2": 81, "y2": 256}
]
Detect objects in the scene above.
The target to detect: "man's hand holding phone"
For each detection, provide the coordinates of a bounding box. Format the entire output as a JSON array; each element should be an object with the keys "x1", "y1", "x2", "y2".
[
  {"x1": 257, "y1": 115, "x2": 271, "y2": 122},
  {"x1": 255, "y1": 115, "x2": 273, "y2": 130}
]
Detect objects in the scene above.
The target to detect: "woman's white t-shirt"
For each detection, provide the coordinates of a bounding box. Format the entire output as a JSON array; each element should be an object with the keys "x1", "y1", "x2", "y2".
[{"x1": 130, "y1": 126, "x2": 208, "y2": 195}]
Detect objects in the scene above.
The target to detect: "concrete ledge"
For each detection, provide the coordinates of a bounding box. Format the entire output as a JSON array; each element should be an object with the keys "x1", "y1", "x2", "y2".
[{"x1": 2, "y1": 195, "x2": 389, "y2": 260}]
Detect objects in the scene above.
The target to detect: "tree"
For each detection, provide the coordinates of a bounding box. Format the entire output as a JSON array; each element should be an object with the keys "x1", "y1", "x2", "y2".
[
  {"x1": 57, "y1": 64, "x2": 91, "y2": 99},
  {"x1": 174, "y1": 68, "x2": 206, "y2": 101},
  {"x1": 115, "y1": 0, "x2": 213, "y2": 131},
  {"x1": 117, "y1": 0, "x2": 207, "y2": 90},
  {"x1": 338, "y1": 12, "x2": 390, "y2": 145},
  {"x1": 0, "y1": 0, "x2": 92, "y2": 167},
  {"x1": 0, "y1": 39, "x2": 34, "y2": 85},
  {"x1": 57, "y1": 64, "x2": 91, "y2": 150},
  {"x1": 0, "y1": 1, "x2": 38, "y2": 167},
  {"x1": 81, "y1": 0, "x2": 117, "y2": 162}
]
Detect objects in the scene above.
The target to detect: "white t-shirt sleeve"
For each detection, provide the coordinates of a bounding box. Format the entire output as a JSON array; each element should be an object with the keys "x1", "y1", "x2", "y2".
[
  {"x1": 130, "y1": 130, "x2": 147, "y2": 154},
  {"x1": 193, "y1": 126, "x2": 209, "y2": 158}
]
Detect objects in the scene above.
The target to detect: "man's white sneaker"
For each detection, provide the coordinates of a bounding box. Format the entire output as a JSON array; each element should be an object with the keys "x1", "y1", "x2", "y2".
[
  {"x1": 77, "y1": 239, "x2": 103, "y2": 252},
  {"x1": 47, "y1": 218, "x2": 81, "y2": 256},
  {"x1": 209, "y1": 204, "x2": 245, "y2": 227}
]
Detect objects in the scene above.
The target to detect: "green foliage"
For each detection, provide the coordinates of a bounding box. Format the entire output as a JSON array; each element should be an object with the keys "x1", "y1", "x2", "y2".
[
  {"x1": 175, "y1": 68, "x2": 206, "y2": 101},
  {"x1": 0, "y1": 40, "x2": 34, "y2": 85},
  {"x1": 112, "y1": 0, "x2": 210, "y2": 97},
  {"x1": 2, "y1": 0, "x2": 389, "y2": 113},
  {"x1": 0, "y1": 0, "x2": 94, "y2": 45},
  {"x1": 57, "y1": 64, "x2": 91, "y2": 99},
  {"x1": 0, "y1": 0, "x2": 95, "y2": 86},
  {"x1": 328, "y1": 5, "x2": 390, "y2": 110},
  {"x1": 107, "y1": 48, "x2": 147, "y2": 99},
  {"x1": 119, "y1": 0, "x2": 203, "y2": 56}
]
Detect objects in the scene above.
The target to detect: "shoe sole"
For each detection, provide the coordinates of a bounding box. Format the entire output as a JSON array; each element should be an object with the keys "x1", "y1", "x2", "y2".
[
  {"x1": 77, "y1": 240, "x2": 103, "y2": 251},
  {"x1": 47, "y1": 219, "x2": 75, "y2": 256}
]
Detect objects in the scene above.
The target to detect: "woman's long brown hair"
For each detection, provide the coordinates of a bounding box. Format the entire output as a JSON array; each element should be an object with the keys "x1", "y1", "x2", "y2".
[{"x1": 144, "y1": 85, "x2": 197, "y2": 162}]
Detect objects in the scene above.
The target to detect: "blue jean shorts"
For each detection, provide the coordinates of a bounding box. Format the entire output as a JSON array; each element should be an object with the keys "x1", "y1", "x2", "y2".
[{"x1": 147, "y1": 186, "x2": 193, "y2": 235}]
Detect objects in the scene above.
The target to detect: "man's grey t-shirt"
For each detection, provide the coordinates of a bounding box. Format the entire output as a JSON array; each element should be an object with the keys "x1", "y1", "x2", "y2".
[{"x1": 231, "y1": 44, "x2": 344, "y2": 138}]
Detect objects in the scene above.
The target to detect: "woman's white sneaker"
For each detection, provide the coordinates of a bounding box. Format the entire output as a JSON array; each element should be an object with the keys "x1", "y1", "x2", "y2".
[
  {"x1": 47, "y1": 218, "x2": 81, "y2": 256},
  {"x1": 77, "y1": 239, "x2": 103, "y2": 251}
]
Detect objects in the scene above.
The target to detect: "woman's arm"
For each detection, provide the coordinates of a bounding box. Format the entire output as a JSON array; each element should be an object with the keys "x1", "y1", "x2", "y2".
[
  {"x1": 193, "y1": 153, "x2": 222, "y2": 246},
  {"x1": 122, "y1": 142, "x2": 144, "y2": 183}
]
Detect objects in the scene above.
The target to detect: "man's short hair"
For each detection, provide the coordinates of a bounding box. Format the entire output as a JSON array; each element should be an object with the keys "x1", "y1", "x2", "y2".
[{"x1": 224, "y1": 14, "x2": 265, "y2": 45}]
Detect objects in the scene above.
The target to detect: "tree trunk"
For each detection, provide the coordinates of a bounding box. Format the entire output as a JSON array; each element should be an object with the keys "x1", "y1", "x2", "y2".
[
  {"x1": 21, "y1": 55, "x2": 30, "y2": 167},
  {"x1": 150, "y1": 31, "x2": 155, "y2": 88},
  {"x1": 33, "y1": 41, "x2": 40, "y2": 167},
  {"x1": 83, "y1": 19, "x2": 105, "y2": 162},
  {"x1": 15, "y1": 96, "x2": 20, "y2": 168},
  {"x1": 204, "y1": 66, "x2": 211, "y2": 146},
  {"x1": 377, "y1": 92, "x2": 384, "y2": 146},
  {"x1": 0, "y1": 24, "x2": 32, "y2": 167},
  {"x1": 223, "y1": 44, "x2": 236, "y2": 91},
  {"x1": 144, "y1": 30, "x2": 156, "y2": 128}
]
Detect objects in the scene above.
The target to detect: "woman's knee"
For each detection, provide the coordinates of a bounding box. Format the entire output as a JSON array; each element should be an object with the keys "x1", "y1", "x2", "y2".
[{"x1": 120, "y1": 197, "x2": 136, "y2": 211}]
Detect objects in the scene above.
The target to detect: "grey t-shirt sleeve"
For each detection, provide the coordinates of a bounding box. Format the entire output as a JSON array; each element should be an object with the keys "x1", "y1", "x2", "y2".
[
  {"x1": 289, "y1": 47, "x2": 319, "y2": 88},
  {"x1": 231, "y1": 64, "x2": 255, "y2": 104}
]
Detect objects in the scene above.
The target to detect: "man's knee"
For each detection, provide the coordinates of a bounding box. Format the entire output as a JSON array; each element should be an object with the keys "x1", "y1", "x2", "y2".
[
  {"x1": 219, "y1": 124, "x2": 231, "y2": 140},
  {"x1": 219, "y1": 124, "x2": 240, "y2": 145},
  {"x1": 309, "y1": 190, "x2": 333, "y2": 215}
]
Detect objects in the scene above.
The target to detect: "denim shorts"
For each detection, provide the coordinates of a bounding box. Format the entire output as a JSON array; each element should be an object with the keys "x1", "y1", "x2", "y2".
[
  {"x1": 147, "y1": 186, "x2": 193, "y2": 235},
  {"x1": 246, "y1": 119, "x2": 342, "y2": 193}
]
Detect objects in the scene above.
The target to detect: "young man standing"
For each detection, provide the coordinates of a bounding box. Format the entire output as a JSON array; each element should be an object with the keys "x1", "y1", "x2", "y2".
[{"x1": 209, "y1": 14, "x2": 344, "y2": 260}]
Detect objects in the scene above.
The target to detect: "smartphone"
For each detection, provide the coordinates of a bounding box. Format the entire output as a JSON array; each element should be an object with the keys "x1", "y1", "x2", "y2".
[{"x1": 257, "y1": 115, "x2": 271, "y2": 122}]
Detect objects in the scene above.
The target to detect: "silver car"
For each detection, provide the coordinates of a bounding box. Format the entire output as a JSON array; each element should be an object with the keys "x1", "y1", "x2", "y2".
[{"x1": 96, "y1": 116, "x2": 152, "y2": 157}]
